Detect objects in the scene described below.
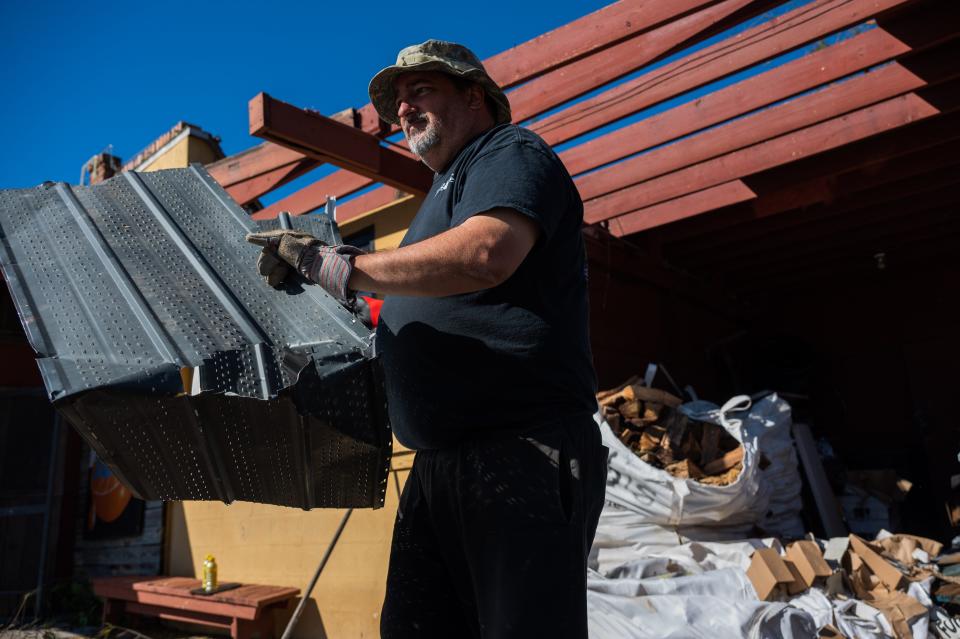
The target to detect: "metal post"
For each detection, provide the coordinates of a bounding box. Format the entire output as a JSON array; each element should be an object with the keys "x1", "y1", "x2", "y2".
[
  {"x1": 280, "y1": 508, "x2": 353, "y2": 639},
  {"x1": 35, "y1": 414, "x2": 62, "y2": 618}
]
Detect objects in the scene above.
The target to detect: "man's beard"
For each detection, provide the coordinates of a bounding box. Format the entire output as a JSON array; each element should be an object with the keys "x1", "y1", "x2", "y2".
[{"x1": 404, "y1": 115, "x2": 441, "y2": 157}]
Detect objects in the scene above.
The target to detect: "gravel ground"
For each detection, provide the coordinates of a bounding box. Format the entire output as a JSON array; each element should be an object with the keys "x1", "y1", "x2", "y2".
[{"x1": 0, "y1": 622, "x2": 217, "y2": 639}]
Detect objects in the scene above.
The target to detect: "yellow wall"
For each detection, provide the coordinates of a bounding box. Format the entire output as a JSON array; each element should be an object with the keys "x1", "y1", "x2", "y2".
[
  {"x1": 141, "y1": 135, "x2": 222, "y2": 172},
  {"x1": 166, "y1": 456, "x2": 413, "y2": 639},
  {"x1": 339, "y1": 195, "x2": 422, "y2": 252}
]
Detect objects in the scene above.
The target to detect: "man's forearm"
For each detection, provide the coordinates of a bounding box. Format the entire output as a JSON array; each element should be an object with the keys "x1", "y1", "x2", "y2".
[
  {"x1": 349, "y1": 227, "x2": 501, "y2": 297},
  {"x1": 348, "y1": 209, "x2": 539, "y2": 297}
]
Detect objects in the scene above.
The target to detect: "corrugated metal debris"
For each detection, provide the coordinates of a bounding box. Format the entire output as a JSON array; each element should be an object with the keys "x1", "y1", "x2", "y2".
[{"x1": 0, "y1": 165, "x2": 390, "y2": 509}]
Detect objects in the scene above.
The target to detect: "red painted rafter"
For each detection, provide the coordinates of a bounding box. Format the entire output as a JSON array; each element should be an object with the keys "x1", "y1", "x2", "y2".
[
  {"x1": 579, "y1": 61, "x2": 928, "y2": 218},
  {"x1": 658, "y1": 107, "x2": 960, "y2": 246},
  {"x1": 608, "y1": 181, "x2": 757, "y2": 237},
  {"x1": 337, "y1": 0, "x2": 916, "y2": 224},
  {"x1": 559, "y1": 27, "x2": 911, "y2": 177},
  {"x1": 530, "y1": 0, "x2": 915, "y2": 146},
  {"x1": 251, "y1": 171, "x2": 375, "y2": 220},
  {"x1": 585, "y1": 92, "x2": 940, "y2": 226},
  {"x1": 508, "y1": 0, "x2": 754, "y2": 123},
  {"x1": 249, "y1": 93, "x2": 433, "y2": 197}
]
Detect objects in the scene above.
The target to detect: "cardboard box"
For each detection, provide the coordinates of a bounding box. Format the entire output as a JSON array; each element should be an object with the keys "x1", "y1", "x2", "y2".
[
  {"x1": 747, "y1": 548, "x2": 796, "y2": 601},
  {"x1": 849, "y1": 535, "x2": 906, "y2": 591},
  {"x1": 869, "y1": 591, "x2": 927, "y2": 639},
  {"x1": 875, "y1": 533, "x2": 943, "y2": 567},
  {"x1": 784, "y1": 559, "x2": 808, "y2": 595},
  {"x1": 818, "y1": 624, "x2": 847, "y2": 638},
  {"x1": 824, "y1": 537, "x2": 850, "y2": 565},
  {"x1": 786, "y1": 540, "x2": 833, "y2": 590}
]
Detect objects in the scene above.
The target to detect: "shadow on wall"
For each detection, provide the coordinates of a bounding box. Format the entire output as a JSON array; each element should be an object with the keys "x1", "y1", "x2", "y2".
[
  {"x1": 272, "y1": 597, "x2": 328, "y2": 639},
  {"x1": 164, "y1": 501, "x2": 194, "y2": 577}
]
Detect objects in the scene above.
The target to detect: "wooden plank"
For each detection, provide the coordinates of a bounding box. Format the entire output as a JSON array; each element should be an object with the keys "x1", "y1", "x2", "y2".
[
  {"x1": 249, "y1": 93, "x2": 433, "y2": 197},
  {"x1": 224, "y1": 159, "x2": 317, "y2": 207},
  {"x1": 660, "y1": 107, "x2": 960, "y2": 245},
  {"x1": 559, "y1": 27, "x2": 912, "y2": 177},
  {"x1": 336, "y1": 187, "x2": 409, "y2": 223},
  {"x1": 206, "y1": 143, "x2": 309, "y2": 188},
  {"x1": 608, "y1": 180, "x2": 756, "y2": 237},
  {"x1": 95, "y1": 584, "x2": 260, "y2": 620},
  {"x1": 530, "y1": 0, "x2": 915, "y2": 146},
  {"x1": 579, "y1": 60, "x2": 926, "y2": 208},
  {"x1": 251, "y1": 170, "x2": 377, "y2": 220},
  {"x1": 124, "y1": 601, "x2": 234, "y2": 630},
  {"x1": 485, "y1": 0, "x2": 726, "y2": 90},
  {"x1": 793, "y1": 423, "x2": 847, "y2": 537},
  {"x1": 582, "y1": 92, "x2": 940, "y2": 225},
  {"x1": 507, "y1": 0, "x2": 754, "y2": 122},
  {"x1": 134, "y1": 577, "x2": 299, "y2": 609}
]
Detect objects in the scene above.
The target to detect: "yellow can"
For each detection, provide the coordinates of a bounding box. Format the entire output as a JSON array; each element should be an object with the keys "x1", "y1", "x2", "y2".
[{"x1": 202, "y1": 554, "x2": 218, "y2": 593}]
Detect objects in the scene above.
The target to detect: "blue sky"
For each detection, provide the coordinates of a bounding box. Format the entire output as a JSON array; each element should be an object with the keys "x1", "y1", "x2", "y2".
[{"x1": 0, "y1": 0, "x2": 609, "y2": 191}]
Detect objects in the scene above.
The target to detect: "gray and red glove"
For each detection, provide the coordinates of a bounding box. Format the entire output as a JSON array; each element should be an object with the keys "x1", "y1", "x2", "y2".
[{"x1": 245, "y1": 228, "x2": 365, "y2": 303}]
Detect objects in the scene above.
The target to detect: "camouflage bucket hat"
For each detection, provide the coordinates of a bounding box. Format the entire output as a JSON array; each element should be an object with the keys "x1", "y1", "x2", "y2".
[{"x1": 368, "y1": 40, "x2": 512, "y2": 126}]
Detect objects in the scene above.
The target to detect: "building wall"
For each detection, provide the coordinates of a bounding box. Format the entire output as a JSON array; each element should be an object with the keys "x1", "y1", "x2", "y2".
[
  {"x1": 140, "y1": 136, "x2": 221, "y2": 173},
  {"x1": 338, "y1": 195, "x2": 421, "y2": 252},
  {"x1": 166, "y1": 462, "x2": 411, "y2": 639}
]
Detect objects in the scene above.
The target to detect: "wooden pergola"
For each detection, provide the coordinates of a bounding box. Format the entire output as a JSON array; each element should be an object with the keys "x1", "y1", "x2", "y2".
[{"x1": 204, "y1": 0, "x2": 957, "y2": 298}]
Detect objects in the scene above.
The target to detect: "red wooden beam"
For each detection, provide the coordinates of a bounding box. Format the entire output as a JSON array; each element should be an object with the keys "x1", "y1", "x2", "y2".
[
  {"x1": 251, "y1": 171, "x2": 375, "y2": 220},
  {"x1": 607, "y1": 180, "x2": 756, "y2": 237},
  {"x1": 585, "y1": 92, "x2": 940, "y2": 226},
  {"x1": 507, "y1": 0, "x2": 754, "y2": 122},
  {"x1": 581, "y1": 64, "x2": 930, "y2": 223},
  {"x1": 224, "y1": 160, "x2": 316, "y2": 207},
  {"x1": 207, "y1": 142, "x2": 306, "y2": 188},
  {"x1": 249, "y1": 93, "x2": 433, "y2": 197},
  {"x1": 559, "y1": 27, "x2": 911, "y2": 177},
  {"x1": 486, "y1": 0, "x2": 727, "y2": 90},
  {"x1": 335, "y1": 188, "x2": 412, "y2": 224},
  {"x1": 657, "y1": 108, "x2": 960, "y2": 248},
  {"x1": 207, "y1": 108, "x2": 359, "y2": 204},
  {"x1": 579, "y1": 60, "x2": 926, "y2": 202},
  {"x1": 530, "y1": 0, "x2": 915, "y2": 146}
]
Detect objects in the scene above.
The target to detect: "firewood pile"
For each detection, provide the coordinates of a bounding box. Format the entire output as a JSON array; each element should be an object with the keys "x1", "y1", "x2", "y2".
[{"x1": 598, "y1": 378, "x2": 745, "y2": 486}]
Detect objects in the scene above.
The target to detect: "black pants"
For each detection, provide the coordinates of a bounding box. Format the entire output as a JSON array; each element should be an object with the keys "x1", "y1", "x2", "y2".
[{"x1": 381, "y1": 416, "x2": 607, "y2": 639}]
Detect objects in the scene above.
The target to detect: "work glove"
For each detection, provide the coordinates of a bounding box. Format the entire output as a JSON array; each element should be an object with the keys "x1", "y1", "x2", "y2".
[{"x1": 245, "y1": 228, "x2": 365, "y2": 303}]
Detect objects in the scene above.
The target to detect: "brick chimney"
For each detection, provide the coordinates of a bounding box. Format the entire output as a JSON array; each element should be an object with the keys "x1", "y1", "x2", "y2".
[{"x1": 83, "y1": 153, "x2": 122, "y2": 185}]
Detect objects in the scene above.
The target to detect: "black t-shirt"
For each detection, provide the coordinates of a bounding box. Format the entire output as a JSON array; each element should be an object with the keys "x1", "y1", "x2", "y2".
[{"x1": 376, "y1": 124, "x2": 597, "y2": 450}]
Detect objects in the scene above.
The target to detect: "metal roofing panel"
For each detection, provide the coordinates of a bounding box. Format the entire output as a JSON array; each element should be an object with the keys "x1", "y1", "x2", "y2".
[{"x1": 0, "y1": 165, "x2": 390, "y2": 509}]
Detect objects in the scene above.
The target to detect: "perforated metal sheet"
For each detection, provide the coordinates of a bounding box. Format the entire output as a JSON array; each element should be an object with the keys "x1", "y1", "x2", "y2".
[{"x1": 0, "y1": 166, "x2": 390, "y2": 509}]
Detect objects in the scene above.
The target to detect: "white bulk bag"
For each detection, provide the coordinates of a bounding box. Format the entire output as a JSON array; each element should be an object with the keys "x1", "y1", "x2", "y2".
[{"x1": 600, "y1": 395, "x2": 769, "y2": 528}]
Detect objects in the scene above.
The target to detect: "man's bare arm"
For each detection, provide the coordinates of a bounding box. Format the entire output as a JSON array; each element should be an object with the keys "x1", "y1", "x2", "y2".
[{"x1": 349, "y1": 208, "x2": 540, "y2": 297}]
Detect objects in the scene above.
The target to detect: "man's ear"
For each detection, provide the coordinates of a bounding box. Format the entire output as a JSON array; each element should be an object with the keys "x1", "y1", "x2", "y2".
[{"x1": 467, "y1": 84, "x2": 486, "y2": 111}]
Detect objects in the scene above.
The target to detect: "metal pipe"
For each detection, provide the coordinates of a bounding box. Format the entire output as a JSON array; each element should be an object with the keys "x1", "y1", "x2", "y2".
[
  {"x1": 35, "y1": 415, "x2": 62, "y2": 619},
  {"x1": 280, "y1": 508, "x2": 353, "y2": 639}
]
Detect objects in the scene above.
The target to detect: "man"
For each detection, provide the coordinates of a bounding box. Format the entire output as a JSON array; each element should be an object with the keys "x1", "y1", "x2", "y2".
[{"x1": 248, "y1": 40, "x2": 606, "y2": 639}]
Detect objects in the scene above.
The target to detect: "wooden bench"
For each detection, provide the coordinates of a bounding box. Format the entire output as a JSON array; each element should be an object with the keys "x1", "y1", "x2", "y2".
[{"x1": 92, "y1": 576, "x2": 300, "y2": 639}]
